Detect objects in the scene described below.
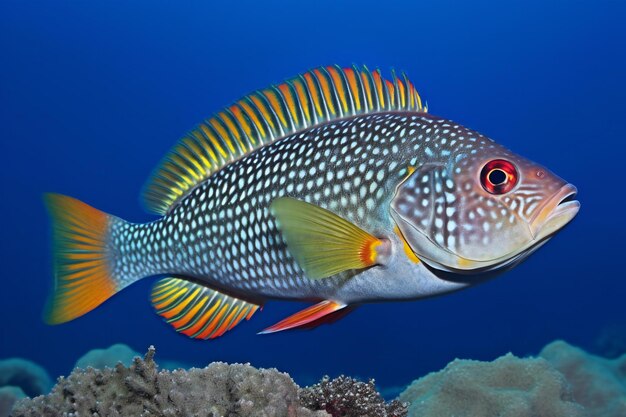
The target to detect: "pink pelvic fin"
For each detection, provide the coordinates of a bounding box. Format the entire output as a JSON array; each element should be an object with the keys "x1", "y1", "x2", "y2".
[{"x1": 259, "y1": 300, "x2": 347, "y2": 334}]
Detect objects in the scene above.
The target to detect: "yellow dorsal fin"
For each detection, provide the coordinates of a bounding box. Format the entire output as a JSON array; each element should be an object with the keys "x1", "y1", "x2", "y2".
[{"x1": 143, "y1": 65, "x2": 427, "y2": 215}]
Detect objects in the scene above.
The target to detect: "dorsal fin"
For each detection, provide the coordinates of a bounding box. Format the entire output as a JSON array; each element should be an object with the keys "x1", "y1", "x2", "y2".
[{"x1": 143, "y1": 65, "x2": 427, "y2": 215}]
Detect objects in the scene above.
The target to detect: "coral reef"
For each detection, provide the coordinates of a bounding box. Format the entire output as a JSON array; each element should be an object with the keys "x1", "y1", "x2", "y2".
[
  {"x1": 12, "y1": 347, "x2": 329, "y2": 417},
  {"x1": 399, "y1": 353, "x2": 585, "y2": 417},
  {"x1": 9, "y1": 340, "x2": 626, "y2": 417},
  {"x1": 399, "y1": 340, "x2": 626, "y2": 417},
  {"x1": 540, "y1": 340, "x2": 626, "y2": 417},
  {"x1": 300, "y1": 375, "x2": 407, "y2": 417}
]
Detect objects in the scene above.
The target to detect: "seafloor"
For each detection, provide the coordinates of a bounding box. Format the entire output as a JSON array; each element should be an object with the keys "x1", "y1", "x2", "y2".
[{"x1": 2, "y1": 340, "x2": 624, "y2": 417}]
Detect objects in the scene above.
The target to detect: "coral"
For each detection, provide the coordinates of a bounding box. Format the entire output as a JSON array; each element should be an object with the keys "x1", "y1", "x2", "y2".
[
  {"x1": 300, "y1": 375, "x2": 407, "y2": 417},
  {"x1": 398, "y1": 353, "x2": 585, "y2": 417},
  {"x1": 540, "y1": 340, "x2": 626, "y2": 417},
  {"x1": 0, "y1": 358, "x2": 51, "y2": 398},
  {"x1": 0, "y1": 387, "x2": 25, "y2": 417},
  {"x1": 75, "y1": 343, "x2": 139, "y2": 369},
  {"x1": 12, "y1": 347, "x2": 328, "y2": 417},
  {"x1": 12, "y1": 340, "x2": 626, "y2": 417}
]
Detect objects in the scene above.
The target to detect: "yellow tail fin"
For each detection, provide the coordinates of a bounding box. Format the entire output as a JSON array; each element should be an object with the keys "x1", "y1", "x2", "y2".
[{"x1": 43, "y1": 194, "x2": 119, "y2": 324}]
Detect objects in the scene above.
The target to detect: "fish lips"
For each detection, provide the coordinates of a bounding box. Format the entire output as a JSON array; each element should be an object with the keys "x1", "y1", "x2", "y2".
[{"x1": 529, "y1": 184, "x2": 580, "y2": 241}]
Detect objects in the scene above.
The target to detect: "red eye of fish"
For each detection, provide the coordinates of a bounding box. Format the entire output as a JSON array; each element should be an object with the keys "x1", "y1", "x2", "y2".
[{"x1": 480, "y1": 159, "x2": 518, "y2": 194}]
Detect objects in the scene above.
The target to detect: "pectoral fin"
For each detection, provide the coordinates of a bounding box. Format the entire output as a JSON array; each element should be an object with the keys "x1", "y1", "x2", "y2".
[
  {"x1": 270, "y1": 197, "x2": 386, "y2": 279},
  {"x1": 259, "y1": 300, "x2": 348, "y2": 334},
  {"x1": 151, "y1": 277, "x2": 260, "y2": 340}
]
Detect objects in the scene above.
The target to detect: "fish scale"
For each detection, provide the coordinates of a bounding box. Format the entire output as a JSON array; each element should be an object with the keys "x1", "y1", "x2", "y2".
[
  {"x1": 112, "y1": 112, "x2": 456, "y2": 299},
  {"x1": 43, "y1": 65, "x2": 579, "y2": 339}
]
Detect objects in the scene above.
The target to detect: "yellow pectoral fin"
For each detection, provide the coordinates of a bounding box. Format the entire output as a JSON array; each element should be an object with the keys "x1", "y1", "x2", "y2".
[{"x1": 270, "y1": 197, "x2": 385, "y2": 279}]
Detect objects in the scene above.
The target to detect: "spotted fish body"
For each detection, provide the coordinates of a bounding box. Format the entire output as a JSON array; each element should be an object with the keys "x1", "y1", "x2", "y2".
[
  {"x1": 44, "y1": 66, "x2": 580, "y2": 339},
  {"x1": 113, "y1": 112, "x2": 469, "y2": 302}
]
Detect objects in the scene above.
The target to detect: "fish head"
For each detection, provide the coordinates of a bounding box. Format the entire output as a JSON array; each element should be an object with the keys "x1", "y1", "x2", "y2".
[{"x1": 390, "y1": 130, "x2": 579, "y2": 274}]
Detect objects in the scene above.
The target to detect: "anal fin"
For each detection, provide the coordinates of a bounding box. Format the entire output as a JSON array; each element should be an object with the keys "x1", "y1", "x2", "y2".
[
  {"x1": 151, "y1": 277, "x2": 260, "y2": 339},
  {"x1": 259, "y1": 300, "x2": 348, "y2": 334}
]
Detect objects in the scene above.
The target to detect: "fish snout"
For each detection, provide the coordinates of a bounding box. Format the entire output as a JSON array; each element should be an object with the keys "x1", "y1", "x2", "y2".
[{"x1": 529, "y1": 184, "x2": 580, "y2": 240}]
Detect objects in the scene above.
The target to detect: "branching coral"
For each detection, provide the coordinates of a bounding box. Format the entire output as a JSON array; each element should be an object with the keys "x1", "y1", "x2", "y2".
[
  {"x1": 299, "y1": 375, "x2": 407, "y2": 417},
  {"x1": 12, "y1": 347, "x2": 328, "y2": 417},
  {"x1": 11, "y1": 340, "x2": 626, "y2": 417}
]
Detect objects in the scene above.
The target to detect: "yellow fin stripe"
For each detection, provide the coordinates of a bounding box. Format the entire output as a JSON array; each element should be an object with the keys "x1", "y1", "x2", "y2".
[
  {"x1": 360, "y1": 69, "x2": 374, "y2": 110},
  {"x1": 278, "y1": 83, "x2": 300, "y2": 126},
  {"x1": 219, "y1": 112, "x2": 246, "y2": 153},
  {"x1": 314, "y1": 68, "x2": 336, "y2": 117},
  {"x1": 143, "y1": 65, "x2": 426, "y2": 215},
  {"x1": 344, "y1": 68, "x2": 361, "y2": 111},
  {"x1": 229, "y1": 105, "x2": 253, "y2": 144},
  {"x1": 303, "y1": 72, "x2": 324, "y2": 120},
  {"x1": 263, "y1": 89, "x2": 288, "y2": 128},
  {"x1": 326, "y1": 66, "x2": 348, "y2": 115},
  {"x1": 292, "y1": 78, "x2": 311, "y2": 123}
]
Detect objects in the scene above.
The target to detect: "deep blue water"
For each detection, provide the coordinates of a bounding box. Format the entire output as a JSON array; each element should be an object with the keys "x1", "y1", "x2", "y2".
[{"x1": 1, "y1": 0, "x2": 625, "y2": 391}]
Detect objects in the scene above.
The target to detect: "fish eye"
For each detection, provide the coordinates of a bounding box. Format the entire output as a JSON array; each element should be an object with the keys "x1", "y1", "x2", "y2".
[{"x1": 480, "y1": 159, "x2": 518, "y2": 194}]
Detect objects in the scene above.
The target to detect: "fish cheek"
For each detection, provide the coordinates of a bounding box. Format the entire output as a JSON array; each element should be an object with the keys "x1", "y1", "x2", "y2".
[
  {"x1": 389, "y1": 164, "x2": 460, "y2": 270},
  {"x1": 390, "y1": 209, "x2": 459, "y2": 270}
]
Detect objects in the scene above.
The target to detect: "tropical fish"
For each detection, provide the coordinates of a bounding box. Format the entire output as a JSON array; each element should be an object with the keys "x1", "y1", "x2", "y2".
[{"x1": 44, "y1": 65, "x2": 580, "y2": 339}]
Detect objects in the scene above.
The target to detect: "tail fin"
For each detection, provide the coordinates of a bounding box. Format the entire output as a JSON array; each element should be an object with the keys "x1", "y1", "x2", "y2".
[{"x1": 43, "y1": 194, "x2": 122, "y2": 324}]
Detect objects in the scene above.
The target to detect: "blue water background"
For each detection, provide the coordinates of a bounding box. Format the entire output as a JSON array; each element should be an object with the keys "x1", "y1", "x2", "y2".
[{"x1": 1, "y1": 0, "x2": 625, "y2": 390}]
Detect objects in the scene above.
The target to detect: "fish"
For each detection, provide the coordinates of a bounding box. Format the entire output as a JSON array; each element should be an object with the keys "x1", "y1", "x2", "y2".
[{"x1": 44, "y1": 65, "x2": 580, "y2": 339}]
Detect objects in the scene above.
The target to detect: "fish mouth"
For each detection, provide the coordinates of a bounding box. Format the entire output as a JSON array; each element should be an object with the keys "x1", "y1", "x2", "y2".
[{"x1": 530, "y1": 184, "x2": 580, "y2": 240}]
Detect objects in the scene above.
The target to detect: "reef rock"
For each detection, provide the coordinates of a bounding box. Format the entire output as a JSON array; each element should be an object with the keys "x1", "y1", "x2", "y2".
[
  {"x1": 540, "y1": 340, "x2": 626, "y2": 417},
  {"x1": 12, "y1": 347, "x2": 328, "y2": 417},
  {"x1": 399, "y1": 353, "x2": 585, "y2": 417}
]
